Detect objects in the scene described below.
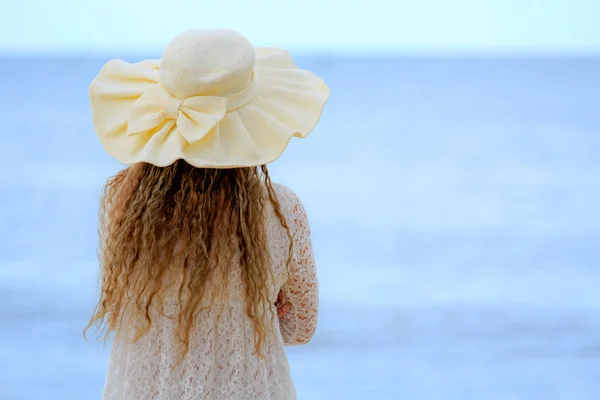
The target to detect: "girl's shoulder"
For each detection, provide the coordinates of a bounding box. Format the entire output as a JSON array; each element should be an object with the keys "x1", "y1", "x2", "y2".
[
  {"x1": 271, "y1": 182, "x2": 309, "y2": 223},
  {"x1": 271, "y1": 182, "x2": 299, "y2": 205}
]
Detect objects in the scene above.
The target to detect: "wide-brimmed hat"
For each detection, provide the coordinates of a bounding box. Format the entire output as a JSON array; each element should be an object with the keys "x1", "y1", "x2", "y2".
[{"x1": 89, "y1": 29, "x2": 329, "y2": 168}]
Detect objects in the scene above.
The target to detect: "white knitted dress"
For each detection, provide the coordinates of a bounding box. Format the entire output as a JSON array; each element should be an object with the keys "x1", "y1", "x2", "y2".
[{"x1": 101, "y1": 184, "x2": 318, "y2": 400}]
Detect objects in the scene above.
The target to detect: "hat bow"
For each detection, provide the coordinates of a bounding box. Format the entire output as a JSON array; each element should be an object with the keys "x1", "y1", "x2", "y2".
[{"x1": 127, "y1": 86, "x2": 228, "y2": 144}]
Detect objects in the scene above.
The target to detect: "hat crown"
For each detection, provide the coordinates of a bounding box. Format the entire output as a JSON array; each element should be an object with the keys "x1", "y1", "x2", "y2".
[{"x1": 160, "y1": 29, "x2": 256, "y2": 99}]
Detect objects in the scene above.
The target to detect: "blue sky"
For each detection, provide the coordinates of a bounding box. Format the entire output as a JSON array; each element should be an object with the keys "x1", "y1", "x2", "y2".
[{"x1": 1, "y1": 0, "x2": 599, "y2": 54}]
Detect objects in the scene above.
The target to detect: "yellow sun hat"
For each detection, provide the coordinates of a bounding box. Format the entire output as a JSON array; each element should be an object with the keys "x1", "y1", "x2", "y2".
[{"x1": 89, "y1": 29, "x2": 329, "y2": 168}]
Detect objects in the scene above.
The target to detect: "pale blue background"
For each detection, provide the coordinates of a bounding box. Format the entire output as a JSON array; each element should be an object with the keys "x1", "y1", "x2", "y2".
[
  {"x1": 1, "y1": 0, "x2": 600, "y2": 54},
  {"x1": 1, "y1": 1, "x2": 599, "y2": 399}
]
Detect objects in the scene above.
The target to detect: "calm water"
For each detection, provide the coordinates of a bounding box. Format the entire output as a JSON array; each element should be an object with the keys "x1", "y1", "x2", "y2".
[{"x1": 1, "y1": 55, "x2": 599, "y2": 399}]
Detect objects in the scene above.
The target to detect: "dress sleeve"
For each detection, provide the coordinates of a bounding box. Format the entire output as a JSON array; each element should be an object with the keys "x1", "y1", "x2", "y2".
[{"x1": 279, "y1": 195, "x2": 319, "y2": 346}]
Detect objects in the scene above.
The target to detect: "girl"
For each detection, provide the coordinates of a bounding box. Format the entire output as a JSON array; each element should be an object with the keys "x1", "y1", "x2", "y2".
[{"x1": 85, "y1": 29, "x2": 329, "y2": 400}]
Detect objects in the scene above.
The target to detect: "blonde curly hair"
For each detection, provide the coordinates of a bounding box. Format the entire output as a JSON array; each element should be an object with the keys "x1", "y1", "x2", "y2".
[{"x1": 84, "y1": 160, "x2": 292, "y2": 362}]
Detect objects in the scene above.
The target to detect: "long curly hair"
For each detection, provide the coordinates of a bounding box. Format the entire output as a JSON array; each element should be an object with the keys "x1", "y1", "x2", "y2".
[{"x1": 84, "y1": 160, "x2": 293, "y2": 361}]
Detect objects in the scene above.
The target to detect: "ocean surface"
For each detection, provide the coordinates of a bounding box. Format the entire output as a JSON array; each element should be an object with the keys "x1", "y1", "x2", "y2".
[{"x1": 0, "y1": 55, "x2": 599, "y2": 400}]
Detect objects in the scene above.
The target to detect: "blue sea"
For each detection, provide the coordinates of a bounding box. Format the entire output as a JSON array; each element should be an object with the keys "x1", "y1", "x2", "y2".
[{"x1": 1, "y1": 55, "x2": 599, "y2": 400}]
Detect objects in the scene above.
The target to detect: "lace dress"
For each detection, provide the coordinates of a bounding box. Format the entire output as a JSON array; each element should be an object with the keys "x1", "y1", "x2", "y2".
[{"x1": 101, "y1": 184, "x2": 319, "y2": 400}]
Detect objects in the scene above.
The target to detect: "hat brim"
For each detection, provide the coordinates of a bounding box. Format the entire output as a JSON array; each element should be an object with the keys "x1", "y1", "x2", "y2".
[{"x1": 89, "y1": 48, "x2": 329, "y2": 168}]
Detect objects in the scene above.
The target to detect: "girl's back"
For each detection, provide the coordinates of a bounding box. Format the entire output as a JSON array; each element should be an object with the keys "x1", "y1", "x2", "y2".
[{"x1": 101, "y1": 182, "x2": 317, "y2": 400}]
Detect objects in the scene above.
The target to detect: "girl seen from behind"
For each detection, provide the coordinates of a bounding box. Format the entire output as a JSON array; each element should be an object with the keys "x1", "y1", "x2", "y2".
[{"x1": 85, "y1": 29, "x2": 329, "y2": 400}]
